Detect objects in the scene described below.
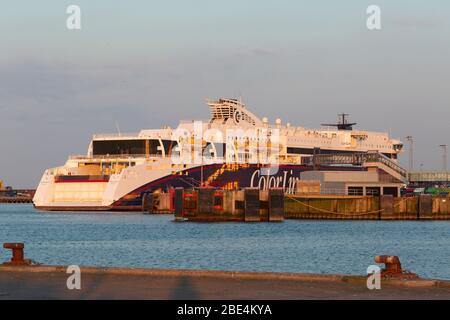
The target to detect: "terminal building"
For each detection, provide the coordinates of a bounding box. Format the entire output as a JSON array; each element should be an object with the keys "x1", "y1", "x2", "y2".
[{"x1": 299, "y1": 168, "x2": 404, "y2": 197}]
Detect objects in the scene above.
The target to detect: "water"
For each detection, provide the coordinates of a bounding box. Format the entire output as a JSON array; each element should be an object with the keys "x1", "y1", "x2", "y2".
[{"x1": 1, "y1": 204, "x2": 450, "y2": 280}]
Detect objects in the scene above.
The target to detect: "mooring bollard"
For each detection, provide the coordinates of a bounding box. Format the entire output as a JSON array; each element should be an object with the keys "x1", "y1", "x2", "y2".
[
  {"x1": 374, "y1": 255, "x2": 417, "y2": 279},
  {"x1": 3, "y1": 243, "x2": 32, "y2": 266}
]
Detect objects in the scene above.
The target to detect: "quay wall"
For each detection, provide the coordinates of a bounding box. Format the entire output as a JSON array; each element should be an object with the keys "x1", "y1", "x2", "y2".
[
  {"x1": 3, "y1": 264, "x2": 450, "y2": 299},
  {"x1": 285, "y1": 194, "x2": 450, "y2": 220},
  {"x1": 0, "y1": 190, "x2": 35, "y2": 204},
  {"x1": 167, "y1": 188, "x2": 450, "y2": 221}
]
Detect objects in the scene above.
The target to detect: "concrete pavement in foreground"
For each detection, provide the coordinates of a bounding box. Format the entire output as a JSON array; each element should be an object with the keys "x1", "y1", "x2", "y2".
[{"x1": 1, "y1": 266, "x2": 450, "y2": 299}]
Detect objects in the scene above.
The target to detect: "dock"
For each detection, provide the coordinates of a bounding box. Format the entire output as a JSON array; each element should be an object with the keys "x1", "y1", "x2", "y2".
[
  {"x1": 160, "y1": 187, "x2": 450, "y2": 221},
  {"x1": 285, "y1": 194, "x2": 450, "y2": 220},
  {"x1": 2, "y1": 265, "x2": 450, "y2": 299},
  {"x1": 0, "y1": 196, "x2": 33, "y2": 204},
  {"x1": 0, "y1": 189, "x2": 35, "y2": 204}
]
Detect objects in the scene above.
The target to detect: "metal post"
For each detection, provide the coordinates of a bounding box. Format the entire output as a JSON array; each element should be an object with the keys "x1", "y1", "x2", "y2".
[
  {"x1": 439, "y1": 144, "x2": 447, "y2": 172},
  {"x1": 419, "y1": 163, "x2": 424, "y2": 182},
  {"x1": 201, "y1": 160, "x2": 204, "y2": 187},
  {"x1": 406, "y1": 136, "x2": 413, "y2": 172},
  {"x1": 200, "y1": 143, "x2": 204, "y2": 187}
]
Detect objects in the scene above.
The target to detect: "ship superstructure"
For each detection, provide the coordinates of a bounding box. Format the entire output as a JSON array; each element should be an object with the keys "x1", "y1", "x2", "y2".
[{"x1": 33, "y1": 98, "x2": 404, "y2": 211}]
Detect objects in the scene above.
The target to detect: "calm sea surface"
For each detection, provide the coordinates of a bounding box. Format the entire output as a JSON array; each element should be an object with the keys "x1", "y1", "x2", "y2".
[{"x1": 1, "y1": 204, "x2": 450, "y2": 279}]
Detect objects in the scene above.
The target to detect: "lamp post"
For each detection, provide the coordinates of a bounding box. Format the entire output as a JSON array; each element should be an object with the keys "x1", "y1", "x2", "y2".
[
  {"x1": 406, "y1": 136, "x2": 413, "y2": 172},
  {"x1": 439, "y1": 144, "x2": 447, "y2": 172}
]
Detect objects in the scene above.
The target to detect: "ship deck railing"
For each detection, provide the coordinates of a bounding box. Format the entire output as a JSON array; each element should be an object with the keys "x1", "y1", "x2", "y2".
[
  {"x1": 92, "y1": 133, "x2": 141, "y2": 139},
  {"x1": 68, "y1": 154, "x2": 159, "y2": 160}
]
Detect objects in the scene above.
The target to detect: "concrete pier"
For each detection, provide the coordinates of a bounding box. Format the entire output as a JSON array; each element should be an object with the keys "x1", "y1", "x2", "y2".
[{"x1": 1, "y1": 265, "x2": 450, "y2": 299}]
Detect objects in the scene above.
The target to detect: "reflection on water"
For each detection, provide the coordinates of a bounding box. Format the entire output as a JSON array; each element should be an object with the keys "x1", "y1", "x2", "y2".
[{"x1": 1, "y1": 204, "x2": 450, "y2": 280}]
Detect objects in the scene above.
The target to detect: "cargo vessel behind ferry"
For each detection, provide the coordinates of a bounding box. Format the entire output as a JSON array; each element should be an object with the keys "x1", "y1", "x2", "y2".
[{"x1": 33, "y1": 98, "x2": 404, "y2": 211}]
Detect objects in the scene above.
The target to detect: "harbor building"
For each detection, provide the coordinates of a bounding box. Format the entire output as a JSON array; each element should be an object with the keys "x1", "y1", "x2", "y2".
[{"x1": 299, "y1": 168, "x2": 403, "y2": 197}]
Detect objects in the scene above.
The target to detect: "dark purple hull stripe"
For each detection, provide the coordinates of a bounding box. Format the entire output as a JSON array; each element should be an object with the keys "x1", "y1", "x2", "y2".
[{"x1": 111, "y1": 163, "x2": 365, "y2": 210}]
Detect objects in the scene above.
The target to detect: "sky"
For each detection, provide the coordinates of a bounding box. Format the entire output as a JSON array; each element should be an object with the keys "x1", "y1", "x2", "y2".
[{"x1": 0, "y1": 0, "x2": 449, "y2": 188}]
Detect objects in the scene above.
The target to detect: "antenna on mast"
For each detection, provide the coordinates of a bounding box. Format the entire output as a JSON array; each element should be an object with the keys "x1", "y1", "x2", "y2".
[{"x1": 321, "y1": 113, "x2": 357, "y2": 130}]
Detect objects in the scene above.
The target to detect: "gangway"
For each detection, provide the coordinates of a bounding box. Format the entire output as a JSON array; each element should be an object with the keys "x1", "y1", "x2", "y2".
[{"x1": 307, "y1": 152, "x2": 408, "y2": 183}]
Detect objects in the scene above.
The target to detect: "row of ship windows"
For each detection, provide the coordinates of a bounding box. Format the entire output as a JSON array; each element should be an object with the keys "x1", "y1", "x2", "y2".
[
  {"x1": 364, "y1": 145, "x2": 389, "y2": 149},
  {"x1": 229, "y1": 137, "x2": 388, "y2": 149},
  {"x1": 288, "y1": 138, "x2": 389, "y2": 149}
]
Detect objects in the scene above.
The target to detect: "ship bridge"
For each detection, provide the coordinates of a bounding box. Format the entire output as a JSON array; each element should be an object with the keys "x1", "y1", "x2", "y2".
[{"x1": 207, "y1": 98, "x2": 263, "y2": 127}]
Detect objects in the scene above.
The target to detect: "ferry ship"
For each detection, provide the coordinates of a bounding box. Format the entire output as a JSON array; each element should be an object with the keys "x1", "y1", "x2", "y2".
[{"x1": 33, "y1": 98, "x2": 404, "y2": 211}]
